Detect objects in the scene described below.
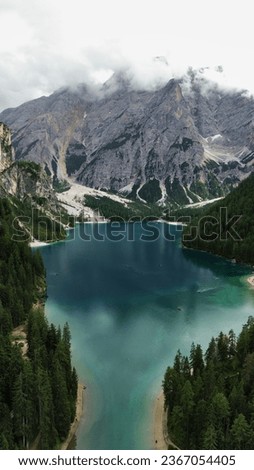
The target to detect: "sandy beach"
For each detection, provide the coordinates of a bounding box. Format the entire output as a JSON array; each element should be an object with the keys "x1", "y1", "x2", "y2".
[
  {"x1": 153, "y1": 389, "x2": 168, "y2": 450},
  {"x1": 29, "y1": 240, "x2": 49, "y2": 248},
  {"x1": 153, "y1": 389, "x2": 179, "y2": 450},
  {"x1": 247, "y1": 275, "x2": 254, "y2": 287},
  {"x1": 61, "y1": 382, "x2": 85, "y2": 450}
]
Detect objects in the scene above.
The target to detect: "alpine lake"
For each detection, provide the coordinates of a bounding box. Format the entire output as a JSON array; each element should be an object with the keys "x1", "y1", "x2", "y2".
[{"x1": 39, "y1": 222, "x2": 254, "y2": 449}]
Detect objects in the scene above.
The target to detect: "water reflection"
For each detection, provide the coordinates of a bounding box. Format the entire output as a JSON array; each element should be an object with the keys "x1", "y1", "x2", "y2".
[{"x1": 41, "y1": 223, "x2": 253, "y2": 449}]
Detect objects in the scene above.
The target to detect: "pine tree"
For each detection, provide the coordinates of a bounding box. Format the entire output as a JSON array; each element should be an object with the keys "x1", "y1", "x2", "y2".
[
  {"x1": 203, "y1": 425, "x2": 218, "y2": 450},
  {"x1": 36, "y1": 368, "x2": 56, "y2": 449},
  {"x1": 230, "y1": 414, "x2": 251, "y2": 449},
  {"x1": 180, "y1": 380, "x2": 194, "y2": 446},
  {"x1": 12, "y1": 373, "x2": 26, "y2": 449},
  {"x1": 51, "y1": 357, "x2": 71, "y2": 441}
]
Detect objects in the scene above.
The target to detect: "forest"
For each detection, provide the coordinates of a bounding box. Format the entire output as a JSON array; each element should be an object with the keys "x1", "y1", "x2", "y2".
[
  {"x1": 163, "y1": 317, "x2": 254, "y2": 449},
  {"x1": 84, "y1": 194, "x2": 161, "y2": 220},
  {"x1": 181, "y1": 173, "x2": 254, "y2": 264},
  {"x1": 0, "y1": 198, "x2": 77, "y2": 449}
]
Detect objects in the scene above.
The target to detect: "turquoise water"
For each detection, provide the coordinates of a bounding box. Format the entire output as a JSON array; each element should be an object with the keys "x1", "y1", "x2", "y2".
[{"x1": 40, "y1": 223, "x2": 254, "y2": 450}]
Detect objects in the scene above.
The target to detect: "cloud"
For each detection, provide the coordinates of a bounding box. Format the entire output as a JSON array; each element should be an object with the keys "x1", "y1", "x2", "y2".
[{"x1": 0, "y1": 0, "x2": 254, "y2": 110}]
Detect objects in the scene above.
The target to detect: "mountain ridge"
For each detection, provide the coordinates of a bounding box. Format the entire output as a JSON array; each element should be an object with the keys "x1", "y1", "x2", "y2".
[{"x1": 1, "y1": 71, "x2": 254, "y2": 206}]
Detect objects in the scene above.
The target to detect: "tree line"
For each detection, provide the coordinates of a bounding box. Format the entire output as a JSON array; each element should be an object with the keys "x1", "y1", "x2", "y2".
[
  {"x1": 84, "y1": 195, "x2": 161, "y2": 221},
  {"x1": 0, "y1": 198, "x2": 77, "y2": 449},
  {"x1": 182, "y1": 173, "x2": 254, "y2": 265},
  {"x1": 163, "y1": 317, "x2": 254, "y2": 449}
]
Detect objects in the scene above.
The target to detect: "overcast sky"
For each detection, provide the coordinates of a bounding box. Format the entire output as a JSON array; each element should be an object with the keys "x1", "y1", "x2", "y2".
[{"x1": 0, "y1": 0, "x2": 253, "y2": 110}]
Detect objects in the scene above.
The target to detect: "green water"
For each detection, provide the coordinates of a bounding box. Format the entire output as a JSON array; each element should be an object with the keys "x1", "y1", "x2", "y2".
[{"x1": 40, "y1": 223, "x2": 254, "y2": 449}]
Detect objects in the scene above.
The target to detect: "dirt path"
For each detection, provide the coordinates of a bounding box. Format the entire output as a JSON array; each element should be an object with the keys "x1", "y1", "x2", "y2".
[
  {"x1": 153, "y1": 389, "x2": 179, "y2": 450},
  {"x1": 61, "y1": 382, "x2": 85, "y2": 450}
]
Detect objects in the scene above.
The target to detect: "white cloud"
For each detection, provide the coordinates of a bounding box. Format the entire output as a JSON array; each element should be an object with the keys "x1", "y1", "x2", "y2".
[{"x1": 0, "y1": 0, "x2": 254, "y2": 110}]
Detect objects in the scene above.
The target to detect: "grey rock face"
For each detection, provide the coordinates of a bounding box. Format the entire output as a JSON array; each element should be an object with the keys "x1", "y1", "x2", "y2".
[
  {"x1": 0, "y1": 122, "x2": 14, "y2": 172},
  {"x1": 1, "y1": 73, "x2": 254, "y2": 205},
  {"x1": 0, "y1": 123, "x2": 59, "y2": 207},
  {"x1": 0, "y1": 86, "x2": 90, "y2": 180},
  {"x1": 0, "y1": 161, "x2": 57, "y2": 203}
]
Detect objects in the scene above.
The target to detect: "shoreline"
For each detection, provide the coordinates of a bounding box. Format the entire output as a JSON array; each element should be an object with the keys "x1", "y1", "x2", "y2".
[
  {"x1": 153, "y1": 389, "x2": 168, "y2": 450},
  {"x1": 34, "y1": 222, "x2": 253, "y2": 450},
  {"x1": 61, "y1": 382, "x2": 85, "y2": 450},
  {"x1": 152, "y1": 272, "x2": 254, "y2": 452},
  {"x1": 29, "y1": 240, "x2": 49, "y2": 247},
  {"x1": 152, "y1": 388, "x2": 179, "y2": 450},
  {"x1": 247, "y1": 275, "x2": 254, "y2": 287},
  {"x1": 32, "y1": 238, "x2": 85, "y2": 450},
  {"x1": 157, "y1": 219, "x2": 187, "y2": 226}
]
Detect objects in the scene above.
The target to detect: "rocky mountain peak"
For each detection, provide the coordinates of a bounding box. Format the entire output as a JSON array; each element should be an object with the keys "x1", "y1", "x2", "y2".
[
  {"x1": 102, "y1": 71, "x2": 133, "y2": 94},
  {"x1": 1, "y1": 73, "x2": 254, "y2": 207}
]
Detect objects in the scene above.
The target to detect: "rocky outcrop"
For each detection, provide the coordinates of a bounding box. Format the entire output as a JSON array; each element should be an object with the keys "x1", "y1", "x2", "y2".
[
  {"x1": 0, "y1": 86, "x2": 91, "y2": 181},
  {"x1": 1, "y1": 73, "x2": 254, "y2": 205},
  {"x1": 0, "y1": 123, "x2": 59, "y2": 209},
  {"x1": 0, "y1": 161, "x2": 57, "y2": 204},
  {"x1": 0, "y1": 122, "x2": 14, "y2": 172}
]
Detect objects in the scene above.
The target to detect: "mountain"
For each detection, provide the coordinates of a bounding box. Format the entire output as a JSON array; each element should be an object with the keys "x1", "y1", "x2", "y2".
[
  {"x1": 0, "y1": 122, "x2": 58, "y2": 203},
  {"x1": 1, "y1": 71, "x2": 254, "y2": 206},
  {"x1": 0, "y1": 124, "x2": 70, "y2": 242},
  {"x1": 0, "y1": 121, "x2": 160, "y2": 240}
]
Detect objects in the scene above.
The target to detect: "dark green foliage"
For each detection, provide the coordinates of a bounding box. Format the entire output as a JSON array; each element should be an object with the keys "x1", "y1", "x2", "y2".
[
  {"x1": 163, "y1": 317, "x2": 254, "y2": 449},
  {"x1": 17, "y1": 160, "x2": 40, "y2": 171},
  {"x1": 15, "y1": 161, "x2": 41, "y2": 179},
  {"x1": 165, "y1": 204, "x2": 209, "y2": 222},
  {"x1": 189, "y1": 171, "x2": 225, "y2": 200},
  {"x1": 30, "y1": 209, "x2": 66, "y2": 242},
  {"x1": 0, "y1": 199, "x2": 45, "y2": 327},
  {"x1": 183, "y1": 173, "x2": 254, "y2": 264},
  {"x1": 138, "y1": 179, "x2": 162, "y2": 203},
  {"x1": 126, "y1": 183, "x2": 140, "y2": 200},
  {"x1": 0, "y1": 199, "x2": 77, "y2": 449},
  {"x1": 0, "y1": 312, "x2": 77, "y2": 450},
  {"x1": 27, "y1": 310, "x2": 77, "y2": 447},
  {"x1": 165, "y1": 177, "x2": 189, "y2": 206},
  {"x1": 8, "y1": 196, "x2": 67, "y2": 242},
  {"x1": 53, "y1": 178, "x2": 71, "y2": 193},
  {"x1": 190, "y1": 180, "x2": 209, "y2": 200},
  {"x1": 84, "y1": 195, "x2": 161, "y2": 221},
  {"x1": 206, "y1": 173, "x2": 224, "y2": 198}
]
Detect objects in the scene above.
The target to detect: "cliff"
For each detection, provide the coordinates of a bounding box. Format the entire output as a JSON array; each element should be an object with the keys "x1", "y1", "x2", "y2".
[
  {"x1": 0, "y1": 122, "x2": 14, "y2": 172},
  {"x1": 1, "y1": 72, "x2": 254, "y2": 206}
]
